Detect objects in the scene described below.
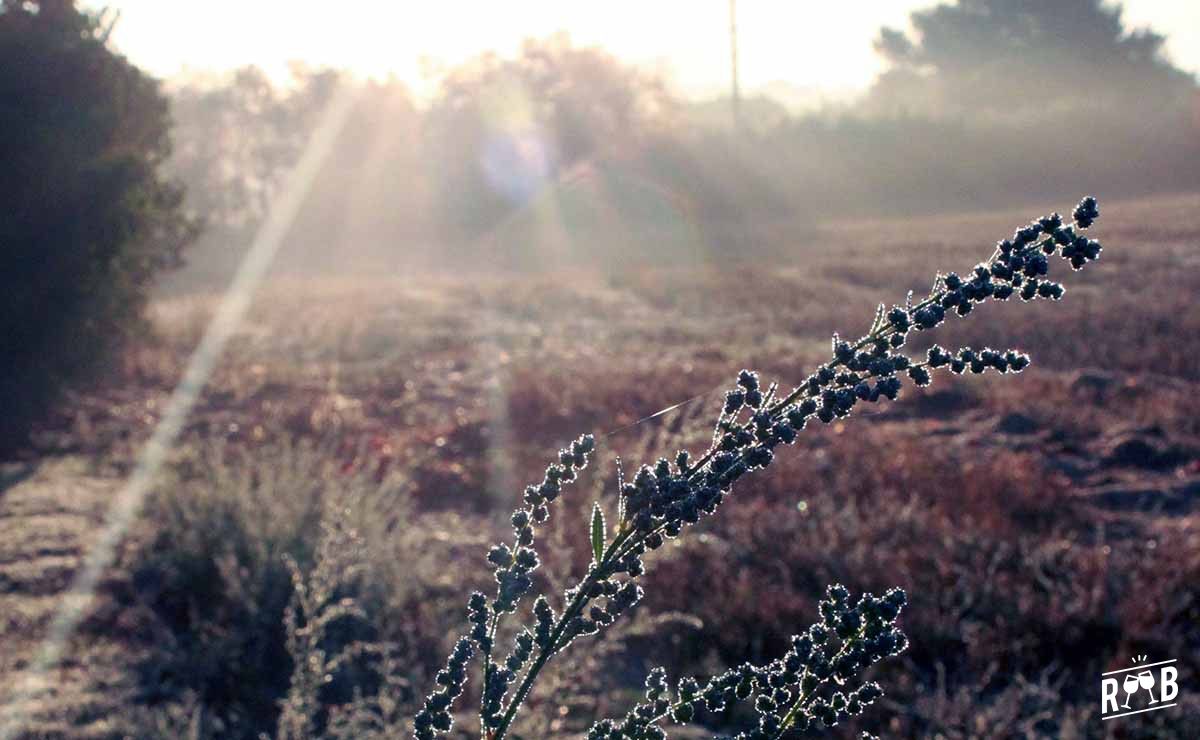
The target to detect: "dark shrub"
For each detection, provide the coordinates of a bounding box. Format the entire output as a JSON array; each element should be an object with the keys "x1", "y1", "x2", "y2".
[{"x1": 0, "y1": 0, "x2": 197, "y2": 452}]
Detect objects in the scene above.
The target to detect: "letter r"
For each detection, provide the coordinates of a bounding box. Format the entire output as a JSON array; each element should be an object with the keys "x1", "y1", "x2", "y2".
[{"x1": 1101, "y1": 678, "x2": 1120, "y2": 713}]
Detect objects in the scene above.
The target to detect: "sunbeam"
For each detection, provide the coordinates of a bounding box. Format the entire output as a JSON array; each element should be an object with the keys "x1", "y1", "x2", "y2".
[{"x1": 0, "y1": 84, "x2": 359, "y2": 740}]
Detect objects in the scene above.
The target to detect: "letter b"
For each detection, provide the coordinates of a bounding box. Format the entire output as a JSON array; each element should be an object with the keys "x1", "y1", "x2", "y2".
[{"x1": 1160, "y1": 666, "x2": 1178, "y2": 703}]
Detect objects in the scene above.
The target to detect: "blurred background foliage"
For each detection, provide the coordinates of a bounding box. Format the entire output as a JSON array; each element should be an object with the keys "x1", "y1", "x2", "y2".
[{"x1": 156, "y1": 0, "x2": 1199, "y2": 285}]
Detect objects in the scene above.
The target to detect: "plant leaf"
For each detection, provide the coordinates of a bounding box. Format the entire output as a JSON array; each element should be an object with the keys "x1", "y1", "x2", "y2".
[
  {"x1": 870, "y1": 302, "x2": 885, "y2": 333},
  {"x1": 590, "y1": 502, "x2": 606, "y2": 564},
  {"x1": 615, "y1": 458, "x2": 626, "y2": 525}
]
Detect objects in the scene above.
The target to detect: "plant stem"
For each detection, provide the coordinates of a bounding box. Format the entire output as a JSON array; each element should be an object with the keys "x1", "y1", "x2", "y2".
[
  {"x1": 490, "y1": 584, "x2": 589, "y2": 740},
  {"x1": 479, "y1": 617, "x2": 499, "y2": 733},
  {"x1": 770, "y1": 626, "x2": 865, "y2": 739},
  {"x1": 686, "y1": 239, "x2": 1035, "y2": 480},
  {"x1": 484, "y1": 228, "x2": 1066, "y2": 738},
  {"x1": 490, "y1": 527, "x2": 635, "y2": 740}
]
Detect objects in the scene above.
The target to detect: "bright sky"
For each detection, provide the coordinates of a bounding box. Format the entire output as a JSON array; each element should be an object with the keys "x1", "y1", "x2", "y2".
[{"x1": 93, "y1": 1, "x2": 1200, "y2": 100}]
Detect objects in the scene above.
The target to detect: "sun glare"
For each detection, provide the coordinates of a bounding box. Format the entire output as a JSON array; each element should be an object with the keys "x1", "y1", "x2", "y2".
[{"x1": 99, "y1": 1, "x2": 935, "y2": 98}]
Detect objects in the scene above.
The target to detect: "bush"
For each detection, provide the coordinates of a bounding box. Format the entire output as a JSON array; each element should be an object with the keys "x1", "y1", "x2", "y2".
[
  {"x1": 0, "y1": 1, "x2": 197, "y2": 453},
  {"x1": 128, "y1": 437, "x2": 458, "y2": 739}
]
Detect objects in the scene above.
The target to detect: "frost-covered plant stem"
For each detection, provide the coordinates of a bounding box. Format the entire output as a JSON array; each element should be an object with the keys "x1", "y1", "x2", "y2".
[
  {"x1": 493, "y1": 520, "x2": 648, "y2": 738},
  {"x1": 493, "y1": 569, "x2": 591, "y2": 738},
  {"x1": 415, "y1": 197, "x2": 1105, "y2": 739}
]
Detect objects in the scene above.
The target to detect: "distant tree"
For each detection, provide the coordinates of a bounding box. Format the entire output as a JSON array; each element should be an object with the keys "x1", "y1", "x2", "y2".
[
  {"x1": 169, "y1": 65, "x2": 338, "y2": 235},
  {"x1": 869, "y1": 0, "x2": 1195, "y2": 118},
  {"x1": 0, "y1": 0, "x2": 198, "y2": 451},
  {"x1": 275, "y1": 78, "x2": 430, "y2": 274},
  {"x1": 423, "y1": 34, "x2": 674, "y2": 241},
  {"x1": 164, "y1": 65, "x2": 338, "y2": 287}
]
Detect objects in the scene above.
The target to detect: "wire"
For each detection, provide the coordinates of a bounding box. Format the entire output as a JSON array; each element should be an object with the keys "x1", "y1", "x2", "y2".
[{"x1": 598, "y1": 387, "x2": 719, "y2": 439}]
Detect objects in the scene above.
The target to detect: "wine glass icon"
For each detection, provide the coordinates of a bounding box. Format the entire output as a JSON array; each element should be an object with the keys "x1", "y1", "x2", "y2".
[
  {"x1": 1122, "y1": 673, "x2": 1141, "y2": 708},
  {"x1": 1138, "y1": 670, "x2": 1159, "y2": 704}
]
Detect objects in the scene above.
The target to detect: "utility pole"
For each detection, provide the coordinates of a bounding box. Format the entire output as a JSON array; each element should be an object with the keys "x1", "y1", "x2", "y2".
[{"x1": 729, "y1": 0, "x2": 740, "y2": 131}]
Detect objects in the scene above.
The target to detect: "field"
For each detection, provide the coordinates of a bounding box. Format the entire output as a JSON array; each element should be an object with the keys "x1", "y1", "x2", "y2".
[{"x1": 3, "y1": 192, "x2": 1200, "y2": 738}]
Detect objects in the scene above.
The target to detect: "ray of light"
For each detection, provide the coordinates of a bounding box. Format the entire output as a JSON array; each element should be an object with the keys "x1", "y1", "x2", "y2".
[{"x1": 0, "y1": 84, "x2": 359, "y2": 740}]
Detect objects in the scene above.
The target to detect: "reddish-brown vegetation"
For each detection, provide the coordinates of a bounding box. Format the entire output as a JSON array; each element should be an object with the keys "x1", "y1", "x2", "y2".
[{"x1": 2, "y1": 192, "x2": 1198, "y2": 737}]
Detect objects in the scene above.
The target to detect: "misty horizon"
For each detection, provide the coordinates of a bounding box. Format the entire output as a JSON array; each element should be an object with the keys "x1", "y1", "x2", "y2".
[{"x1": 92, "y1": 0, "x2": 1200, "y2": 106}]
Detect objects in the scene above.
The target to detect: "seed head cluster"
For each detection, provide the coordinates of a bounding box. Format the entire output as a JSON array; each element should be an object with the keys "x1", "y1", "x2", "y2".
[
  {"x1": 414, "y1": 198, "x2": 1104, "y2": 739},
  {"x1": 609, "y1": 197, "x2": 1103, "y2": 556},
  {"x1": 587, "y1": 585, "x2": 907, "y2": 739},
  {"x1": 413, "y1": 637, "x2": 474, "y2": 738},
  {"x1": 415, "y1": 434, "x2": 595, "y2": 737}
]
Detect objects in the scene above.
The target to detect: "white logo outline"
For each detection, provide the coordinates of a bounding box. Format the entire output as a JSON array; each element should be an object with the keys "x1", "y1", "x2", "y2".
[{"x1": 1101, "y1": 657, "x2": 1179, "y2": 721}]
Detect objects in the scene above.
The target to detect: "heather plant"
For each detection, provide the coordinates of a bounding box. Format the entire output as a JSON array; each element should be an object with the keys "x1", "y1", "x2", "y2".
[
  {"x1": 277, "y1": 495, "x2": 383, "y2": 740},
  {"x1": 411, "y1": 197, "x2": 1105, "y2": 738},
  {"x1": 128, "y1": 437, "x2": 427, "y2": 738}
]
